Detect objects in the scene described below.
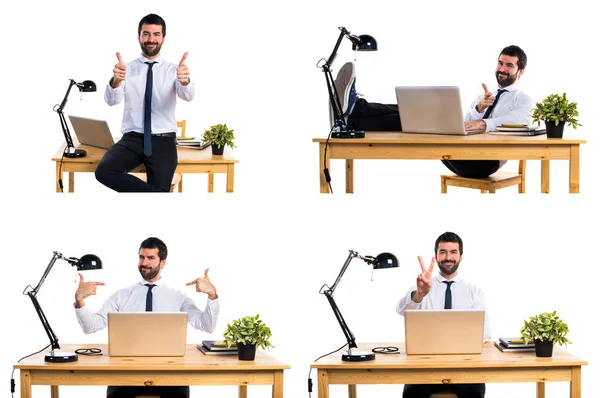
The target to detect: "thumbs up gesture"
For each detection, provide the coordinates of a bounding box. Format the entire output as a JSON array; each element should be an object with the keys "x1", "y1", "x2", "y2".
[
  {"x1": 186, "y1": 268, "x2": 217, "y2": 299},
  {"x1": 176, "y1": 52, "x2": 191, "y2": 86},
  {"x1": 475, "y1": 83, "x2": 496, "y2": 113},
  {"x1": 111, "y1": 52, "x2": 127, "y2": 88}
]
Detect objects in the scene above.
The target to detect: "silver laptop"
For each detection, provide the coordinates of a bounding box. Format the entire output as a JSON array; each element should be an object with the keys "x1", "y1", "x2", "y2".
[
  {"x1": 108, "y1": 312, "x2": 188, "y2": 357},
  {"x1": 68, "y1": 115, "x2": 115, "y2": 149},
  {"x1": 404, "y1": 309, "x2": 484, "y2": 355},
  {"x1": 395, "y1": 86, "x2": 485, "y2": 135}
]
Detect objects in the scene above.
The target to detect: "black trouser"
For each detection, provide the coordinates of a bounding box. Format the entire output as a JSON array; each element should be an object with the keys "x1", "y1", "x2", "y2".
[
  {"x1": 107, "y1": 386, "x2": 189, "y2": 398},
  {"x1": 441, "y1": 160, "x2": 506, "y2": 178},
  {"x1": 403, "y1": 383, "x2": 485, "y2": 398},
  {"x1": 347, "y1": 98, "x2": 402, "y2": 131},
  {"x1": 95, "y1": 132, "x2": 177, "y2": 192}
]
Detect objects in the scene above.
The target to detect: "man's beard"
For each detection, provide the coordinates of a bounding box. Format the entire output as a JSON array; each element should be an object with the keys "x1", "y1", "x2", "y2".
[
  {"x1": 438, "y1": 260, "x2": 459, "y2": 276},
  {"x1": 496, "y1": 70, "x2": 519, "y2": 87},
  {"x1": 139, "y1": 265, "x2": 160, "y2": 280},
  {"x1": 141, "y1": 41, "x2": 162, "y2": 57}
]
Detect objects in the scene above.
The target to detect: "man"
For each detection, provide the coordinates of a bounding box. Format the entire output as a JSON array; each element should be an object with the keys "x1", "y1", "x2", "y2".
[
  {"x1": 396, "y1": 232, "x2": 490, "y2": 398},
  {"x1": 95, "y1": 13, "x2": 194, "y2": 192},
  {"x1": 74, "y1": 237, "x2": 218, "y2": 398},
  {"x1": 336, "y1": 45, "x2": 533, "y2": 178}
]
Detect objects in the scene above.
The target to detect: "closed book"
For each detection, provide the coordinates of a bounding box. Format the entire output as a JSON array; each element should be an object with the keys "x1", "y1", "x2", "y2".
[
  {"x1": 494, "y1": 341, "x2": 535, "y2": 352},
  {"x1": 197, "y1": 344, "x2": 238, "y2": 355},
  {"x1": 499, "y1": 337, "x2": 535, "y2": 348},
  {"x1": 496, "y1": 125, "x2": 539, "y2": 132},
  {"x1": 201, "y1": 340, "x2": 237, "y2": 351}
]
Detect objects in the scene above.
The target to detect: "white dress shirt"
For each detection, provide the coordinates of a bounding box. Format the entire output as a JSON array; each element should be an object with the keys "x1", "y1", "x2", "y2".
[
  {"x1": 75, "y1": 279, "x2": 219, "y2": 334},
  {"x1": 396, "y1": 273, "x2": 492, "y2": 341},
  {"x1": 464, "y1": 82, "x2": 534, "y2": 132},
  {"x1": 104, "y1": 55, "x2": 195, "y2": 135}
]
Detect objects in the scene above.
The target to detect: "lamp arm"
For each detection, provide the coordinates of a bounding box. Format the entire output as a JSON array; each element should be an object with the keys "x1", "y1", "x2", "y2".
[
  {"x1": 55, "y1": 80, "x2": 78, "y2": 150},
  {"x1": 323, "y1": 290, "x2": 357, "y2": 349},
  {"x1": 57, "y1": 79, "x2": 77, "y2": 113},
  {"x1": 329, "y1": 250, "x2": 358, "y2": 293},
  {"x1": 325, "y1": 27, "x2": 349, "y2": 67},
  {"x1": 27, "y1": 291, "x2": 61, "y2": 350}
]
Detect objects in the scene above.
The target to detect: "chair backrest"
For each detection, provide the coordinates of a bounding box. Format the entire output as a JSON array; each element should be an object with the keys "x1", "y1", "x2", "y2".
[{"x1": 177, "y1": 120, "x2": 187, "y2": 138}]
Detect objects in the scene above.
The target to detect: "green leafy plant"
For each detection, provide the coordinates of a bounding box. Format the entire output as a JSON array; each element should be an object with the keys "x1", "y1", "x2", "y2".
[
  {"x1": 223, "y1": 314, "x2": 273, "y2": 349},
  {"x1": 531, "y1": 93, "x2": 580, "y2": 129},
  {"x1": 520, "y1": 310, "x2": 570, "y2": 347},
  {"x1": 201, "y1": 123, "x2": 235, "y2": 149}
]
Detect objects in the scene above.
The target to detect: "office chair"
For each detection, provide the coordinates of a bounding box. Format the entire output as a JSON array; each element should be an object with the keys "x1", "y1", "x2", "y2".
[
  {"x1": 129, "y1": 120, "x2": 186, "y2": 192},
  {"x1": 440, "y1": 160, "x2": 526, "y2": 194}
]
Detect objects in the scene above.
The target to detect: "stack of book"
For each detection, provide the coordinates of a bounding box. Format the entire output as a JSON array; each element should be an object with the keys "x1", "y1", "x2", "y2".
[
  {"x1": 494, "y1": 337, "x2": 535, "y2": 352},
  {"x1": 495, "y1": 124, "x2": 544, "y2": 132},
  {"x1": 176, "y1": 137, "x2": 210, "y2": 150},
  {"x1": 197, "y1": 340, "x2": 238, "y2": 355}
]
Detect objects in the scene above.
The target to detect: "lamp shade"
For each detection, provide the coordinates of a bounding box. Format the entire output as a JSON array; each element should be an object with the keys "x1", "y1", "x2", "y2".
[
  {"x1": 353, "y1": 35, "x2": 377, "y2": 51},
  {"x1": 78, "y1": 80, "x2": 97, "y2": 92},
  {"x1": 77, "y1": 254, "x2": 102, "y2": 270},
  {"x1": 372, "y1": 252, "x2": 398, "y2": 269}
]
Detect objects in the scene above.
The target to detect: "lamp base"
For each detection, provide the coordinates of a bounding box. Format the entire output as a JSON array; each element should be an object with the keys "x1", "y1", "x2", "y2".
[
  {"x1": 64, "y1": 148, "x2": 87, "y2": 158},
  {"x1": 342, "y1": 350, "x2": 375, "y2": 362},
  {"x1": 45, "y1": 351, "x2": 78, "y2": 363},
  {"x1": 331, "y1": 130, "x2": 365, "y2": 139}
]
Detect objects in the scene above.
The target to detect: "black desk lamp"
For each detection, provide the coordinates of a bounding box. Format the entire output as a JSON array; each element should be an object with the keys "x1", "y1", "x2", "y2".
[
  {"x1": 53, "y1": 79, "x2": 97, "y2": 158},
  {"x1": 320, "y1": 250, "x2": 398, "y2": 361},
  {"x1": 318, "y1": 27, "x2": 378, "y2": 139},
  {"x1": 23, "y1": 251, "x2": 102, "y2": 362}
]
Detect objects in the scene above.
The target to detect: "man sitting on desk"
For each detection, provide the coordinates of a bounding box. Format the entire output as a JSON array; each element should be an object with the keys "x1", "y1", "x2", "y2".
[
  {"x1": 336, "y1": 45, "x2": 534, "y2": 178},
  {"x1": 95, "y1": 13, "x2": 195, "y2": 192},
  {"x1": 396, "y1": 232, "x2": 491, "y2": 398},
  {"x1": 73, "y1": 237, "x2": 219, "y2": 398}
]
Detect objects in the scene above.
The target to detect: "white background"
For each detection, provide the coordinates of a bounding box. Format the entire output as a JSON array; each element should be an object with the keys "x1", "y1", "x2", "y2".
[{"x1": 1, "y1": 0, "x2": 597, "y2": 397}]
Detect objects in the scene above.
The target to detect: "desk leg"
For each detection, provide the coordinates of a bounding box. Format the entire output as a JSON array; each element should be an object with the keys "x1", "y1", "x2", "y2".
[
  {"x1": 226, "y1": 164, "x2": 235, "y2": 193},
  {"x1": 346, "y1": 159, "x2": 354, "y2": 193},
  {"x1": 51, "y1": 385, "x2": 59, "y2": 398},
  {"x1": 272, "y1": 370, "x2": 284, "y2": 398},
  {"x1": 541, "y1": 160, "x2": 550, "y2": 193},
  {"x1": 55, "y1": 163, "x2": 62, "y2": 193},
  {"x1": 536, "y1": 381, "x2": 545, "y2": 398},
  {"x1": 348, "y1": 384, "x2": 357, "y2": 398},
  {"x1": 68, "y1": 172, "x2": 75, "y2": 193},
  {"x1": 319, "y1": 143, "x2": 330, "y2": 193},
  {"x1": 207, "y1": 172, "x2": 214, "y2": 193},
  {"x1": 318, "y1": 369, "x2": 330, "y2": 398},
  {"x1": 238, "y1": 385, "x2": 247, "y2": 398},
  {"x1": 569, "y1": 144, "x2": 580, "y2": 193},
  {"x1": 571, "y1": 366, "x2": 582, "y2": 398},
  {"x1": 20, "y1": 370, "x2": 32, "y2": 398}
]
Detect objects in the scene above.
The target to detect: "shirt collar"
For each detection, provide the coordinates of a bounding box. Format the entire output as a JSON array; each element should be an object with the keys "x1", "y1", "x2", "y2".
[
  {"x1": 497, "y1": 81, "x2": 521, "y2": 93},
  {"x1": 138, "y1": 278, "x2": 163, "y2": 287},
  {"x1": 137, "y1": 55, "x2": 163, "y2": 65},
  {"x1": 434, "y1": 273, "x2": 462, "y2": 283}
]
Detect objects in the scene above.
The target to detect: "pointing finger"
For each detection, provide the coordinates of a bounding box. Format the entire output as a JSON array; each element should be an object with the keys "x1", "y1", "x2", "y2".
[
  {"x1": 186, "y1": 279, "x2": 199, "y2": 286},
  {"x1": 179, "y1": 52, "x2": 188, "y2": 67},
  {"x1": 482, "y1": 83, "x2": 489, "y2": 94}
]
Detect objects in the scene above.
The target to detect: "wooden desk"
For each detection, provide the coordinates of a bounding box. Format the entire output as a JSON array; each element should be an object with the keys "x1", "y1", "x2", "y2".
[
  {"x1": 311, "y1": 342, "x2": 587, "y2": 398},
  {"x1": 52, "y1": 144, "x2": 238, "y2": 193},
  {"x1": 314, "y1": 132, "x2": 586, "y2": 193},
  {"x1": 14, "y1": 344, "x2": 289, "y2": 398}
]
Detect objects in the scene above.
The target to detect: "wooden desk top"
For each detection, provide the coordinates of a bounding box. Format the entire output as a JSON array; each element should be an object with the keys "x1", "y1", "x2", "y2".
[
  {"x1": 52, "y1": 144, "x2": 238, "y2": 164},
  {"x1": 313, "y1": 132, "x2": 586, "y2": 145},
  {"x1": 311, "y1": 342, "x2": 587, "y2": 369},
  {"x1": 14, "y1": 344, "x2": 289, "y2": 371}
]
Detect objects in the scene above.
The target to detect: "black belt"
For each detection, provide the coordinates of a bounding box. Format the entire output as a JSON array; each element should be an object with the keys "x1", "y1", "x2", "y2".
[{"x1": 124, "y1": 132, "x2": 176, "y2": 138}]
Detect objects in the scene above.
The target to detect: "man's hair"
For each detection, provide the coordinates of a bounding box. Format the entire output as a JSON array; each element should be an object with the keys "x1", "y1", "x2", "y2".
[
  {"x1": 138, "y1": 13, "x2": 166, "y2": 37},
  {"x1": 140, "y1": 237, "x2": 168, "y2": 261},
  {"x1": 500, "y1": 45, "x2": 527, "y2": 70},
  {"x1": 435, "y1": 232, "x2": 463, "y2": 255}
]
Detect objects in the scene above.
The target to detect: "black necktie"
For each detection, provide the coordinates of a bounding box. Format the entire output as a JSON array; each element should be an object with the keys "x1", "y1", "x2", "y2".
[
  {"x1": 144, "y1": 62, "x2": 156, "y2": 157},
  {"x1": 443, "y1": 281, "x2": 454, "y2": 309},
  {"x1": 145, "y1": 284, "x2": 156, "y2": 311},
  {"x1": 483, "y1": 89, "x2": 507, "y2": 119}
]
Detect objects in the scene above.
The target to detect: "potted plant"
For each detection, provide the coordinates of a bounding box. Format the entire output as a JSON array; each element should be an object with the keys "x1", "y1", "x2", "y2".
[
  {"x1": 531, "y1": 93, "x2": 580, "y2": 139},
  {"x1": 519, "y1": 310, "x2": 570, "y2": 357},
  {"x1": 201, "y1": 123, "x2": 235, "y2": 155},
  {"x1": 223, "y1": 314, "x2": 273, "y2": 360}
]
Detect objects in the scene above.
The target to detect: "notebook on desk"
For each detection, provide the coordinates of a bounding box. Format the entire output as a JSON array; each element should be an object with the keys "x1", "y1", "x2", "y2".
[
  {"x1": 68, "y1": 115, "x2": 116, "y2": 149},
  {"x1": 108, "y1": 312, "x2": 188, "y2": 357},
  {"x1": 404, "y1": 309, "x2": 485, "y2": 355},
  {"x1": 395, "y1": 86, "x2": 485, "y2": 135}
]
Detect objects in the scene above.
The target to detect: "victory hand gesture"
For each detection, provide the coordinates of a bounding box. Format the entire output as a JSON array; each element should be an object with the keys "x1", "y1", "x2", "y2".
[
  {"x1": 111, "y1": 52, "x2": 127, "y2": 88},
  {"x1": 176, "y1": 52, "x2": 190, "y2": 86},
  {"x1": 186, "y1": 268, "x2": 217, "y2": 300},
  {"x1": 412, "y1": 256, "x2": 434, "y2": 302}
]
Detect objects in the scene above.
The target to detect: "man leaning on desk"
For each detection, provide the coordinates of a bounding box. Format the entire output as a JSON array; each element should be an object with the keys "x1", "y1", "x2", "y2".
[
  {"x1": 396, "y1": 232, "x2": 491, "y2": 398},
  {"x1": 73, "y1": 237, "x2": 219, "y2": 398},
  {"x1": 337, "y1": 45, "x2": 534, "y2": 179}
]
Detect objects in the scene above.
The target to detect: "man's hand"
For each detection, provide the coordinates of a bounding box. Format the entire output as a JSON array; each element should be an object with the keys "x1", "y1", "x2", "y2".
[
  {"x1": 475, "y1": 83, "x2": 495, "y2": 113},
  {"x1": 464, "y1": 120, "x2": 487, "y2": 131},
  {"x1": 176, "y1": 52, "x2": 190, "y2": 86},
  {"x1": 111, "y1": 52, "x2": 127, "y2": 88},
  {"x1": 412, "y1": 256, "x2": 434, "y2": 303},
  {"x1": 186, "y1": 268, "x2": 217, "y2": 300},
  {"x1": 74, "y1": 273, "x2": 106, "y2": 308}
]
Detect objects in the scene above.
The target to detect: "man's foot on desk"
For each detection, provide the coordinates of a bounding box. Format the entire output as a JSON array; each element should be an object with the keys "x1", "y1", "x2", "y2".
[{"x1": 334, "y1": 62, "x2": 357, "y2": 118}]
